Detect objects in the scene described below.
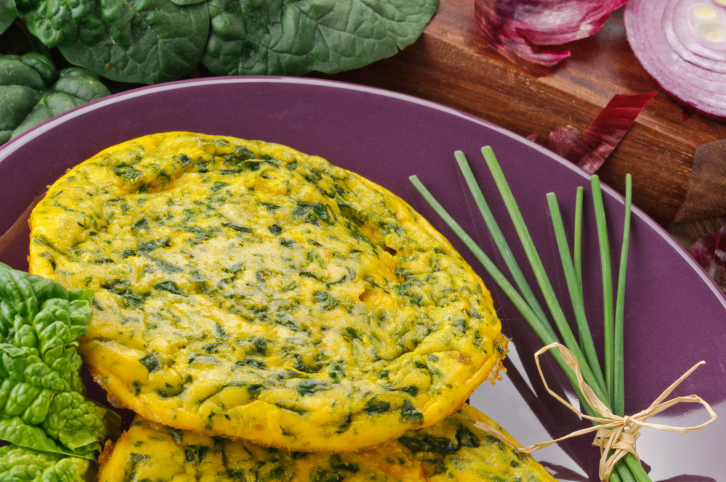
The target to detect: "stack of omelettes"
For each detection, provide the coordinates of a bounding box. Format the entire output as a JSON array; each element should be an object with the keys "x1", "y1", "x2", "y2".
[{"x1": 27, "y1": 132, "x2": 559, "y2": 481}]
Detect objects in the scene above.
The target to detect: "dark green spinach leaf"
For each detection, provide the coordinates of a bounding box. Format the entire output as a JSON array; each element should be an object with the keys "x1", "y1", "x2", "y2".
[
  {"x1": 0, "y1": 0, "x2": 17, "y2": 35},
  {"x1": 5, "y1": 0, "x2": 437, "y2": 85},
  {"x1": 17, "y1": 0, "x2": 209, "y2": 84},
  {"x1": 0, "y1": 53, "x2": 110, "y2": 145},
  {"x1": 202, "y1": 0, "x2": 438, "y2": 75}
]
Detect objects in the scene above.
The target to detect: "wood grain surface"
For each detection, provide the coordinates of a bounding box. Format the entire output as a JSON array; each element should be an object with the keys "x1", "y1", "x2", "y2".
[{"x1": 314, "y1": 0, "x2": 726, "y2": 227}]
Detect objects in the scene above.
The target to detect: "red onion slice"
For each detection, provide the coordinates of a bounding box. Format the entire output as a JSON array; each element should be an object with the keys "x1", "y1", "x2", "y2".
[
  {"x1": 626, "y1": 0, "x2": 726, "y2": 117},
  {"x1": 475, "y1": 0, "x2": 627, "y2": 69},
  {"x1": 666, "y1": 1, "x2": 726, "y2": 73},
  {"x1": 541, "y1": 92, "x2": 656, "y2": 174}
]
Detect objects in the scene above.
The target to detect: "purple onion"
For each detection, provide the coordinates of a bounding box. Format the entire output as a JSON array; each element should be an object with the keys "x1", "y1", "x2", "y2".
[
  {"x1": 475, "y1": 0, "x2": 627, "y2": 68},
  {"x1": 625, "y1": 0, "x2": 726, "y2": 117}
]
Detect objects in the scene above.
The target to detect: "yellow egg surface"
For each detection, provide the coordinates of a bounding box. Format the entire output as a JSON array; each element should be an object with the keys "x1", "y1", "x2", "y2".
[
  {"x1": 28, "y1": 132, "x2": 505, "y2": 451},
  {"x1": 97, "y1": 406, "x2": 556, "y2": 482}
]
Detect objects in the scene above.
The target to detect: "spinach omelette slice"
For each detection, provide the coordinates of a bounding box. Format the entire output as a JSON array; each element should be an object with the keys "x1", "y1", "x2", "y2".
[
  {"x1": 28, "y1": 132, "x2": 506, "y2": 451},
  {"x1": 97, "y1": 406, "x2": 555, "y2": 482}
]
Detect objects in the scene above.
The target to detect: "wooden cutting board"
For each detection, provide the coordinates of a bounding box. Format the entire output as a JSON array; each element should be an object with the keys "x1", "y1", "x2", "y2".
[{"x1": 315, "y1": 0, "x2": 726, "y2": 226}]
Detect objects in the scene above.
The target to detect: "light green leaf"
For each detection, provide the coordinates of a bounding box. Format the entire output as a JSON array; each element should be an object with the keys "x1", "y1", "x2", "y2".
[
  {"x1": 0, "y1": 263, "x2": 107, "y2": 459},
  {"x1": 202, "y1": 0, "x2": 439, "y2": 76},
  {"x1": 0, "y1": 445, "x2": 89, "y2": 482},
  {"x1": 0, "y1": 417, "x2": 83, "y2": 459},
  {"x1": 17, "y1": 0, "x2": 209, "y2": 84},
  {"x1": 0, "y1": 0, "x2": 17, "y2": 35},
  {"x1": 0, "y1": 53, "x2": 110, "y2": 146}
]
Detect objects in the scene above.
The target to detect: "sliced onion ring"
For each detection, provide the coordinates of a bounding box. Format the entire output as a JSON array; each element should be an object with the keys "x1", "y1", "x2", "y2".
[{"x1": 626, "y1": 0, "x2": 726, "y2": 117}]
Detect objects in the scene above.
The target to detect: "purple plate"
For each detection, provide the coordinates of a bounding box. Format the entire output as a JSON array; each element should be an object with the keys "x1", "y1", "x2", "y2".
[{"x1": 0, "y1": 78, "x2": 724, "y2": 481}]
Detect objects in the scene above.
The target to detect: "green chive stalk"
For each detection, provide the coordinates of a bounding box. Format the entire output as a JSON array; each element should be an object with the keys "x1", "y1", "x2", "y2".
[
  {"x1": 480, "y1": 147, "x2": 609, "y2": 405},
  {"x1": 591, "y1": 176, "x2": 615, "y2": 404},
  {"x1": 409, "y1": 148, "x2": 649, "y2": 482},
  {"x1": 408, "y1": 175, "x2": 595, "y2": 413},
  {"x1": 573, "y1": 187, "x2": 587, "y2": 357},
  {"x1": 454, "y1": 151, "x2": 556, "y2": 341},
  {"x1": 547, "y1": 193, "x2": 607, "y2": 397},
  {"x1": 574, "y1": 187, "x2": 584, "y2": 295},
  {"x1": 613, "y1": 175, "x2": 632, "y2": 417}
]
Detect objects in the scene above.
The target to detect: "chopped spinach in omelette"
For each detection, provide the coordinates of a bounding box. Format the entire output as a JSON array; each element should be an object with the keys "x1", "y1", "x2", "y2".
[
  {"x1": 97, "y1": 406, "x2": 555, "y2": 482},
  {"x1": 28, "y1": 133, "x2": 505, "y2": 451}
]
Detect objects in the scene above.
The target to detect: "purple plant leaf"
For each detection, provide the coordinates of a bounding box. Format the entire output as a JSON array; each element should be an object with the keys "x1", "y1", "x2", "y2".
[
  {"x1": 474, "y1": 0, "x2": 628, "y2": 68},
  {"x1": 692, "y1": 225, "x2": 726, "y2": 295}
]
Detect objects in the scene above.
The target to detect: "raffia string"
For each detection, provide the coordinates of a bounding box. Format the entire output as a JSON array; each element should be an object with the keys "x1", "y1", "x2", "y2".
[{"x1": 471, "y1": 343, "x2": 717, "y2": 482}]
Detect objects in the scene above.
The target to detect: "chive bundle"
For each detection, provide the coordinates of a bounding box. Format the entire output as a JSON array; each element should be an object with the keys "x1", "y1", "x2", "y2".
[{"x1": 410, "y1": 147, "x2": 646, "y2": 482}]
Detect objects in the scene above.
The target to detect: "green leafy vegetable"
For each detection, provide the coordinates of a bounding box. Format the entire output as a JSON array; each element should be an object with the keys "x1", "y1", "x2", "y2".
[
  {"x1": 0, "y1": 445, "x2": 90, "y2": 481},
  {"x1": 0, "y1": 262, "x2": 109, "y2": 460},
  {"x1": 0, "y1": 0, "x2": 17, "y2": 35},
  {"x1": 0, "y1": 53, "x2": 110, "y2": 144},
  {"x1": 3, "y1": 0, "x2": 438, "y2": 99},
  {"x1": 17, "y1": 0, "x2": 209, "y2": 84},
  {"x1": 202, "y1": 0, "x2": 438, "y2": 76}
]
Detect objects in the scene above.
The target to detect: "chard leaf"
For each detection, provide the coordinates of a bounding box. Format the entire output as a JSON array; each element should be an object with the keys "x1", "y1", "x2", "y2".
[
  {"x1": 0, "y1": 53, "x2": 110, "y2": 146},
  {"x1": 0, "y1": 0, "x2": 17, "y2": 35},
  {"x1": 202, "y1": 0, "x2": 438, "y2": 76},
  {"x1": 0, "y1": 444, "x2": 89, "y2": 482},
  {"x1": 0, "y1": 263, "x2": 107, "y2": 460},
  {"x1": 17, "y1": 0, "x2": 209, "y2": 84}
]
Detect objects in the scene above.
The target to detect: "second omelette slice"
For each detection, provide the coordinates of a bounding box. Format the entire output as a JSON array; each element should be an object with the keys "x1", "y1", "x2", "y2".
[
  {"x1": 97, "y1": 406, "x2": 556, "y2": 482},
  {"x1": 28, "y1": 133, "x2": 505, "y2": 451}
]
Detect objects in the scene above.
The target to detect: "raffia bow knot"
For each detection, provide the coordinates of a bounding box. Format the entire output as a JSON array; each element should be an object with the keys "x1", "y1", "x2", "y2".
[{"x1": 472, "y1": 343, "x2": 717, "y2": 482}]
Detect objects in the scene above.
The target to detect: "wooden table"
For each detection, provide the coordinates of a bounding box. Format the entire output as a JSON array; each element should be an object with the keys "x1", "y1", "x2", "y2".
[{"x1": 313, "y1": 0, "x2": 726, "y2": 249}]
